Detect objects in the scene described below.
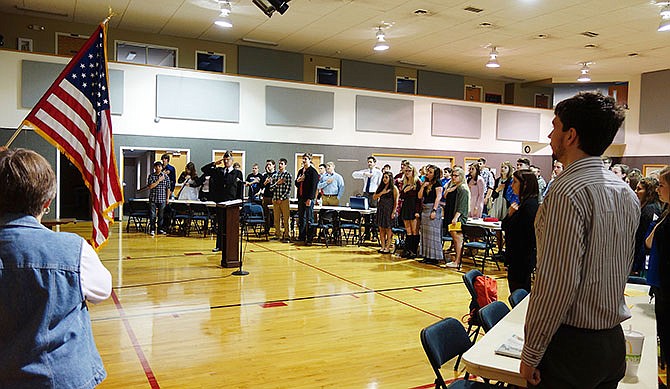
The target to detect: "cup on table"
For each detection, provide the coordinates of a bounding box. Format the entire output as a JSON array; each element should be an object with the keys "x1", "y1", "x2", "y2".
[{"x1": 624, "y1": 326, "x2": 644, "y2": 378}]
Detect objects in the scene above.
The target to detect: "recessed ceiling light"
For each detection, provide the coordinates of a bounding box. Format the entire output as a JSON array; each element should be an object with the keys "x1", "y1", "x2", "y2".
[
  {"x1": 464, "y1": 6, "x2": 484, "y2": 13},
  {"x1": 413, "y1": 9, "x2": 430, "y2": 16},
  {"x1": 628, "y1": 52, "x2": 640, "y2": 57},
  {"x1": 534, "y1": 34, "x2": 549, "y2": 39},
  {"x1": 479, "y1": 22, "x2": 494, "y2": 28},
  {"x1": 584, "y1": 43, "x2": 599, "y2": 49},
  {"x1": 580, "y1": 31, "x2": 599, "y2": 38}
]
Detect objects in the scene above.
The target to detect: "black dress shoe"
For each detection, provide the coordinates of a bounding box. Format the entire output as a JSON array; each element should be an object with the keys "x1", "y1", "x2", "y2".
[{"x1": 212, "y1": 247, "x2": 221, "y2": 253}]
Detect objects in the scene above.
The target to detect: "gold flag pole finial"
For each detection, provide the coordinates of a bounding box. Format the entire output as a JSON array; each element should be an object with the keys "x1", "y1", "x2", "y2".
[{"x1": 103, "y1": 7, "x2": 115, "y2": 25}]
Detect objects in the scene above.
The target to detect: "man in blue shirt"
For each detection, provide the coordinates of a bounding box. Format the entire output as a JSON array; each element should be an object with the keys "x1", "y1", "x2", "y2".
[{"x1": 317, "y1": 162, "x2": 345, "y2": 206}]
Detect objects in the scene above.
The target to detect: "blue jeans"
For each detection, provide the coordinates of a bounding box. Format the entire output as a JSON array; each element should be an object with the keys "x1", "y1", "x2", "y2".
[
  {"x1": 149, "y1": 202, "x2": 166, "y2": 232},
  {"x1": 297, "y1": 199, "x2": 314, "y2": 240}
]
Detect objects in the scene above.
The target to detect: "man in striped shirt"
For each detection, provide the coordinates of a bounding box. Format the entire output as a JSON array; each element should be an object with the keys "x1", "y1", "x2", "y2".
[{"x1": 521, "y1": 92, "x2": 639, "y2": 388}]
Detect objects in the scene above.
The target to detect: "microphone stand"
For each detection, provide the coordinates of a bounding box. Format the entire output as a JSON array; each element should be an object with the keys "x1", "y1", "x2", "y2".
[{"x1": 232, "y1": 182, "x2": 249, "y2": 276}]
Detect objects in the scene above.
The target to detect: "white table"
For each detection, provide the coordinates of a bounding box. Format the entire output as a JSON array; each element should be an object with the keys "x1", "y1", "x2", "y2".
[
  {"x1": 269, "y1": 203, "x2": 377, "y2": 215},
  {"x1": 466, "y1": 218, "x2": 502, "y2": 231},
  {"x1": 462, "y1": 284, "x2": 657, "y2": 388}
]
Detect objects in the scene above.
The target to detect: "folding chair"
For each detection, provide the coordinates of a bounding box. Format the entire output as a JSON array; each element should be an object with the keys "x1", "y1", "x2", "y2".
[
  {"x1": 241, "y1": 203, "x2": 268, "y2": 241},
  {"x1": 508, "y1": 289, "x2": 529, "y2": 308},
  {"x1": 420, "y1": 317, "x2": 490, "y2": 389},
  {"x1": 125, "y1": 200, "x2": 149, "y2": 232},
  {"x1": 461, "y1": 225, "x2": 499, "y2": 273},
  {"x1": 338, "y1": 210, "x2": 363, "y2": 246},
  {"x1": 308, "y1": 209, "x2": 339, "y2": 247},
  {"x1": 477, "y1": 301, "x2": 510, "y2": 333},
  {"x1": 169, "y1": 202, "x2": 192, "y2": 235},
  {"x1": 454, "y1": 269, "x2": 485, "y2": 372},
  {"x1": 189, "y1": 202, "x2": 212, "y2": 237},
  {"x1": 391, "y1": 217, "x2": 407, "y2": 254}
]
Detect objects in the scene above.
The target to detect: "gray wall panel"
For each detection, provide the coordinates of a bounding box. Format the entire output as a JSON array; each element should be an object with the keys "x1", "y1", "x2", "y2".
[
  {"x1": 640, "y1": 70, "x2": 670, "y2": 134},
  {"x1": 341, "y1": 60, "x2": 395, "y2": 92},
  {"x1": 355, "y1": 95, "x2": 413, "y2": 134},
  {"x1": 496, "y1": 109, "x2": 541, "y2": 141},
  {"x1": 417, "y1": 70, "x2": 464, "y2": 100},
  {"x1": 156, "y1": 74, "x2": 239, "y2": 122},
  {"x1": 266, "y1": 86, "x2": 334, "y2": 129},
  {"x1": 238, "y1": 46, "x2": 303, "y2": 82},
  {"x1": 21, "y1": 60, "x2": 124, "y2": 115},
  {"x1": 432, "y1": 103, "x2": 482, "y2": 139}
]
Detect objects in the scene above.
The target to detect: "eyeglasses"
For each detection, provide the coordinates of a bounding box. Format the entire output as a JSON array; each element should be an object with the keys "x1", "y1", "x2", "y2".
[{"x1": 451, "y1": 174, "x2": 458, "y2": 177}]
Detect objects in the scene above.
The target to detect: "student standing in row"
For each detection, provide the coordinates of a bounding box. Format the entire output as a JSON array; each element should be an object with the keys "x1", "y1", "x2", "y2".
[
  {"x1": 295, "y1": 153, "x2": 318, "y2": 242},
  {"x1": 521, "y1": 92, "x2": 637, "y2": 388}
]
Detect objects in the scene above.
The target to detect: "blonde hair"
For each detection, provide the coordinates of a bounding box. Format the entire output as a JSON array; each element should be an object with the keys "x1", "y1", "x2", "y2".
[
  {"x1": 403, "y1": 165, "x2": 419, "y2": 189},
  {"x1": 500, "y1": 161, "x2": 514, "y2": 179}
]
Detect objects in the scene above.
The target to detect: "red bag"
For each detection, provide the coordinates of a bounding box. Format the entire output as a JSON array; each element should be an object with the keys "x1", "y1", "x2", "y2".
[{"x1": 474, "y1": 275, "x2": 498, "y2": 308}]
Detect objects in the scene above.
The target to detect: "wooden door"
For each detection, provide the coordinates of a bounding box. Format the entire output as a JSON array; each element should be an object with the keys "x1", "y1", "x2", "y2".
[
  {"x1": 465, "y1": 86, "x2": 482, "y2": 102},
  {"x1": 608, "y1": 85, "x2": 628, "y2": 108},
  {"x1": 534, "y1": 94, "x2": 549, "y2": 109}
]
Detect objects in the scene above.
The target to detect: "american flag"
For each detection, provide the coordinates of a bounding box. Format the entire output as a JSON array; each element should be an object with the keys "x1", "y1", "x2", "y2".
[{"x1": 22, "y1": 23, "x2": 123, "y2": 250}]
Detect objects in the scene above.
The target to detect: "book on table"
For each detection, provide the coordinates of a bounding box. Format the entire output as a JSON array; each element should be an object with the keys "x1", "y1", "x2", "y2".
[{"x1": 495, "y1": 334, "x2": 524, "y2": 359}]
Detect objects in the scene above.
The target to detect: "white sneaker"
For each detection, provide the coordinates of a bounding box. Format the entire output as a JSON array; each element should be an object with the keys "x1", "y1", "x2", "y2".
[
  {"x1": 445, "y1": 261, "x2": 459, "y2": 268},
  {"x1": 149, "y1": 231, "x2": 155, "y2": 237}
]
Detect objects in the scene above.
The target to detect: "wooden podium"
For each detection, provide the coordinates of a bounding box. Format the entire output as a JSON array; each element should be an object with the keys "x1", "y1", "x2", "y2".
[{"x1": 216, "y1": 199, "x2": 242, "y2": 268}]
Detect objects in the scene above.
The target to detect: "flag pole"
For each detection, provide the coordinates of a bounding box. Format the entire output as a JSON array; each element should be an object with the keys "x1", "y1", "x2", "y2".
[{"x1": 4, "y1": 123, "x2": 26, "y2": 148}]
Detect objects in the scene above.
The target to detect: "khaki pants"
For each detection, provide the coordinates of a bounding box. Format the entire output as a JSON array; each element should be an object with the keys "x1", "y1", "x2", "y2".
[
  {"x1": 322, "y1": 195, "x2": 339, "y2": 206},
  {"x1": 272, "y1": 198, "x2": 290, "y2": 239}
]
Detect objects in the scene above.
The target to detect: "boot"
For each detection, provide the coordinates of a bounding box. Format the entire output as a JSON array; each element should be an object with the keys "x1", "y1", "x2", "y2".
[{"x1": 407, "y1": 235, "x2": 417, "y2": 259}]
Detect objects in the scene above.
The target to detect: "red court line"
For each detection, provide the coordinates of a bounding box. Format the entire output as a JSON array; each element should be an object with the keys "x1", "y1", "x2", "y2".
[
  {"x1": 253, "y1": 242, "x2": 442, "y2": 320},
  {"x1": 260, "y1": 301, "x2": 288, "y2": 308},
  {"x1": 111, "y1": 290, "x2": 160, "y2": 389}
]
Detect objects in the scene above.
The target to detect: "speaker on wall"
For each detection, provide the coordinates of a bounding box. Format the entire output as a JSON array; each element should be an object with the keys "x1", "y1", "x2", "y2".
[{"x1": 521, "y1": 142, "x2": 549, "y2": 154}]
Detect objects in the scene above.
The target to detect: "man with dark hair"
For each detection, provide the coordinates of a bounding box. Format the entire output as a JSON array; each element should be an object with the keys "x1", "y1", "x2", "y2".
[
  {"x1": 146, "y1": 161, "x2": 171, "y2": 236},
  {"x1": 521, "y1": 92, "x2": 638, "y2": 388},
  {"x1": 201, "y1": 151, "x2": 243, "y2": 252},
  {"x1": 295, "y1": 153, "x2": 319, "y2": 242},
  {"x1": 261, "y1": 159, "x2": 276, "y2": 235},
  {"x1": 516, "y1": 157, "x2": 531, "y2": 170},
  {"x1": 271, "y1": 158, "x2": 292, "y2": 242},
  {"x1": 161, "y1": 153, "x2": 177, "y2": 197},
  {"x1": 529, "y1": 165, "x2": 546, "y2": 202},
  {"x1": 352, "y1": 155, "x2": 382, "y2": 207}
]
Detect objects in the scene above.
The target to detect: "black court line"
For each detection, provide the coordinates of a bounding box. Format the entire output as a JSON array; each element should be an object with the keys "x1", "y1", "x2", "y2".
[{"x1": 92, "y1": 279, "x2": 465, "y2": 323}]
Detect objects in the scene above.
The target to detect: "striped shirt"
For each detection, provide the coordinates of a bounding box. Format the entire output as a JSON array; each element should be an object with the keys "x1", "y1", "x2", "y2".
[
  {"x1": 272, "y1": 170, "x2": 292, "y2": 201},
  {"x1": 521, "y1": 156, "x2": 640, "y2": 367}
]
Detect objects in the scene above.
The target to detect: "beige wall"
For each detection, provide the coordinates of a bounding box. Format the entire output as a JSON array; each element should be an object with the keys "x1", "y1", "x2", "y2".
[
  {"x1": 303, "y1": 54, "x2": 341, "y2": 84},
  {"x1": 0, "y1": 12, "x2": 238, "y2": 73},
  {"x1": 464, "y1": 76, "x2": 505, "y2": 101}
]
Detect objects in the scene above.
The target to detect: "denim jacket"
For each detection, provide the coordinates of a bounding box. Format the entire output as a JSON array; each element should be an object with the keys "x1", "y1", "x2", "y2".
[{"x1": 0, "y1": 214, "x2": 106, "y2": 388}]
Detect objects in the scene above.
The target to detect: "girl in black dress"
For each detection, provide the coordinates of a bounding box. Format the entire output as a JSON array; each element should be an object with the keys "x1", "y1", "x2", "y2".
[
  {"x1": 399, "y1": 165, "x2": 421, "y2": 258},
  {"x1": 501, "y1": 169, "x2": 539, "y2": 293},
  {"x1": 373, "y1": 171, "x2": 399, "y2": 254}
]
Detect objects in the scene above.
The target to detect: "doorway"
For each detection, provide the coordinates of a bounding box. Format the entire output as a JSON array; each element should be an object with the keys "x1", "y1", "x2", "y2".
[{"x1": 465, "y1": 86, "x2": 483, "y2": 102}]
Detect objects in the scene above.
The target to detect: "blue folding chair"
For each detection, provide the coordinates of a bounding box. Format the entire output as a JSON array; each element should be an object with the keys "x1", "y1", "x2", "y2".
[
  {"x1": 508, "y1": 289, "x2": 529, "y2": 308},
  {"x1": 477, "y1": 301, "x2": 510, "y2": 333},
  {"x1": 420, "y1": 317, "x2": 490, "y2": 389}
]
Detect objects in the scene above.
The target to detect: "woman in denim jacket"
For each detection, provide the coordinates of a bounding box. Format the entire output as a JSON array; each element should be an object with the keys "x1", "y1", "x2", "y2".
[{"x1": 0, "y1": 148, "x2": 111, "y2": 388}]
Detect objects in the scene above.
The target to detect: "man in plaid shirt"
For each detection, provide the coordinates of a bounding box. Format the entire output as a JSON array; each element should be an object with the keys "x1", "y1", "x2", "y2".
[
  {"x1": 272, "y1": 158, "x2": 292, "y2": 242},
  {"x1": 147, "y1": 161, "x2": 172, "y2": 236}
]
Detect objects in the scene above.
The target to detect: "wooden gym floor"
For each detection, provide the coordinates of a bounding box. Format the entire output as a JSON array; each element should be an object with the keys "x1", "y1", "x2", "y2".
[
  {"x1": 72, "y1": 221, "x2": 508, "y2": 389},
  {"x1": 62, "y1": 221, "x2": 670, "y2": 389}
]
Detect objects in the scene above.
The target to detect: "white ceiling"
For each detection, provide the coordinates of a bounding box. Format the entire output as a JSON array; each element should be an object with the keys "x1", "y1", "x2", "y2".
[{"x1": 3, "y1": 0, "x2": 670, "y2": 83}]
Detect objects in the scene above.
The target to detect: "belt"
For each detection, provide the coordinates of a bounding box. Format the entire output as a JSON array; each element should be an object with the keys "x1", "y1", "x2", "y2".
[{"x1": 323, "y1": 194, "x2": 338, "y2": 197}]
